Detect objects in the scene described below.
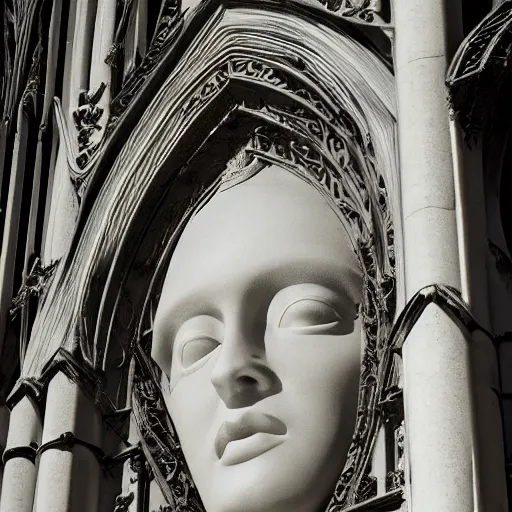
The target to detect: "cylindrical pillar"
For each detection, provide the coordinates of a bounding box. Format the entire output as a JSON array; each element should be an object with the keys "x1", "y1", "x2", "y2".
[
  {"x1": 0, "y1": 397, "x2": 41, "y2": 512},
  {"x1": 394, "y1": 2, "x2": 477, "y2": 512},
  {"x1": 33, "y1": 372, "x2": 102, "y2": 512}
]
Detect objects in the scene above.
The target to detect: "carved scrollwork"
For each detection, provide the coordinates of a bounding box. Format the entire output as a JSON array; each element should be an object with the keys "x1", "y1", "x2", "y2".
[
  {"x1": 20, "y1": 41, "x2": 42, "y2": 117},
  {"x1": 107, "y1": 0, "x2": 182, "y2": 133},
  {"x1": 114, "y1": 491, "x2": 135, "y2": 512},
  {"x1": 229, "y1": 57, "x2": 338, "y2": 125},
  {"x1": 319, "y1": 0, "x2": 386, "y2": 24},
  {"x1": 73, "y1": 82, "x2": 107, "y2": 172},
  {"x1": 10, "y1": 258, "x2": 59, "y2": 319},
  {"x1": 181, "y1": 64, "x2": 230, "y2": 119},
  {"x1": 129, "y1": 455, "x2": 141, "y2": 477},
  {"x1": 106, "y1": 0, "x2": 390, "y2": 136},
  {"x1": 386, "y1": 421, "x2": 405, "y2": 491},
  {"x1": 133, "y1": 346, "x2": 203, "y2": 511}
]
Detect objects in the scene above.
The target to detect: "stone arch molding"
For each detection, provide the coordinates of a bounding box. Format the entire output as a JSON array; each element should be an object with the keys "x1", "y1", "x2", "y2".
[{"x1": 13, "y1": 6, "x2": 401, "y2": 511}]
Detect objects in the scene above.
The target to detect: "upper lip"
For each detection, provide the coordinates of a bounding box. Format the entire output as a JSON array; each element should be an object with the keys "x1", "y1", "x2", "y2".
[{"x1": 215, "y1": 411, "x2": 287, "y2": 459}]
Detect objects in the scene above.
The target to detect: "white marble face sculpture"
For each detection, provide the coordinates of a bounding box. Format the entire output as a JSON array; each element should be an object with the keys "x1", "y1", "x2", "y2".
[{"x1": 152, "y1": 165, "x2": 363, "y2": 512}]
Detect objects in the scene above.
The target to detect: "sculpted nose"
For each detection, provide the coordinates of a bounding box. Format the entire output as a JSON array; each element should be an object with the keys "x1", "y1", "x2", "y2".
[{"x1": 210, "y1": 333, "x2": 281, "y2": 409}]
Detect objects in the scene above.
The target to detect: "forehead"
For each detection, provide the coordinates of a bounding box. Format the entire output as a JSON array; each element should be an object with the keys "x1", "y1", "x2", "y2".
[{"x1": 158, "y1": 167, "x2": 362, "y2": 310}]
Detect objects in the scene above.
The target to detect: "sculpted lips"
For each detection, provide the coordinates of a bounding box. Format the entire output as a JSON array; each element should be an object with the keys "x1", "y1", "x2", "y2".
[{"x1": 215, "y1": 412, "x2": 287, "y2": 459}]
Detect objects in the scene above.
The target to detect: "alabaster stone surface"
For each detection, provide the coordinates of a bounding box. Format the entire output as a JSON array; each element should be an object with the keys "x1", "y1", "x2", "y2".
[
  {"x1": 1, "y1": 1, "x2": 512, "y2": 512},
  {"x1": 152, "y1": 166, "x2": 364, "y2": 512}
]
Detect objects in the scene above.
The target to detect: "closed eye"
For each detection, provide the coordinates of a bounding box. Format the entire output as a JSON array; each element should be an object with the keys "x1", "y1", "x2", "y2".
[
  {"x1": 180, "y1": 336, "x2": 220, "y2": 368},
  {"x1": 278, "y1": 298, "x2": 352, "y2": 335}
]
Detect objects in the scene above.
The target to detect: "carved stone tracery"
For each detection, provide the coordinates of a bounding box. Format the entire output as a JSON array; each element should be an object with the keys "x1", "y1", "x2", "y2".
[
  {"x1": 105, "y1": 0, "x2": 391, "y2": 140},
  {"x1": 16, "y1": 8, "x2": 399, "y2": 512},
  {"x1": 126, "y1": 51, "x2": 397, "y2": 510},
  {"x1": 319, "y1": 0, "x2": 384, "y2": 23},
  {"x1": 107, "y1": 0, "x2": 182, "y2": 132}
]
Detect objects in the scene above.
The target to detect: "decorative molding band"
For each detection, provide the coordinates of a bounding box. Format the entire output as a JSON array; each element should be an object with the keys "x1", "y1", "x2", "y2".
[
  {"x1": 37, "y1": 431, "x2": 105, "y2": 461},
  {"x1": 36, "y1": 431, "x2": 141, "y2": 469},
  {"x1": 387, "y1": 284, "x2": 495, "y2": 353},
  {"x1": 8, "y1": 348, "x2": 116, "y2": 413},
  {"x1": 104, "y1": 0, "x2": 392, "y2": 147},
  {"x1": 2, "y1": 443, "x2": 39, "y2": 465}
]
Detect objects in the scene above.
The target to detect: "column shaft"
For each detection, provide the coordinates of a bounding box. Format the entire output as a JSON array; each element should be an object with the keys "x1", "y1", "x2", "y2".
[
  {"x1": 394, "y1": 2, "x2": 477, "y2": 511},
  {"x1": 0, "y1": 397, "x2": 41, "y2": 512},
  {"x1": 33, "y1": 372, "x2": 102, "y2": 512}
]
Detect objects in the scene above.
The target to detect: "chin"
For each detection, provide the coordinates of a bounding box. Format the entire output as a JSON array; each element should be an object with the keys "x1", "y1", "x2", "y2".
[
  {"x1": 200, "y1": 457, "x2": 335, "y2": 512},
  {"x1": 202, "y1": 489, "x2": 324, "y2": 512}
]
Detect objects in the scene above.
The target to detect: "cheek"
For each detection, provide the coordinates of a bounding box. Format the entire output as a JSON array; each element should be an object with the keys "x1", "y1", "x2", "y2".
[
  {"x1": 266, "y1": 328, "x2": 362, "y2": 435},
  {"x1": 165, "y1": 359, "x2": 220, "y2": 451},
  {"x1": 267, "y1": 330, "x2": 361, "y2": 393},
  {"x1": 262, "y1": 328, "x2": 362, "y2": 498}
]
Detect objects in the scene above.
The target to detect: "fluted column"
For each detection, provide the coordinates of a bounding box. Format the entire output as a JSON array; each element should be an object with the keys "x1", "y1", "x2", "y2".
[
  {"x1": 394, "y1": 2, "x2": 478, "y2": 512},
  {"x1": 0, "y1": 397, "x2": 41, "y2": 512}
]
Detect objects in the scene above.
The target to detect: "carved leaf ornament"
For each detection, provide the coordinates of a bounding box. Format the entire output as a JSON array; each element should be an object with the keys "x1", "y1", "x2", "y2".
[{"x1": 15, "y1": 5, "x2": 400, "y2": 511}]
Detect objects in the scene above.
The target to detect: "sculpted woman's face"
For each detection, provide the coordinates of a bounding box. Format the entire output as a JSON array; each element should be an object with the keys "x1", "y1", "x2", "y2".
[{"x1": 152, "y1": 166, "x2": 363, "y2": 512}]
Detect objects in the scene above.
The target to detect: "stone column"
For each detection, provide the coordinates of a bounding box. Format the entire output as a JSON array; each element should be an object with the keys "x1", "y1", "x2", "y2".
[
  {"x1": 33, "y1": 372, "x2": 102, "y2": 512},
  {"x1": 394, "y1": 2, "x2": 478, "y2": 512},
  {"x1": 0, "y1": 397, "x2": 41, "y2": 512}
]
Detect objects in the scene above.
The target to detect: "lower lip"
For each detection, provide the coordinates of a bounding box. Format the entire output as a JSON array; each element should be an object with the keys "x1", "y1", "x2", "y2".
[{"x1": 219, "y1": 433, "x2": 285, "y2": 466}]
